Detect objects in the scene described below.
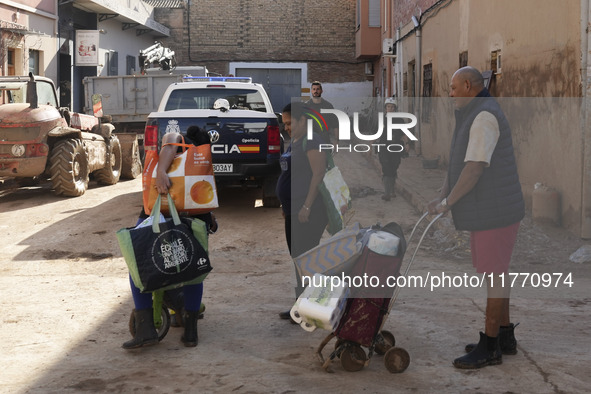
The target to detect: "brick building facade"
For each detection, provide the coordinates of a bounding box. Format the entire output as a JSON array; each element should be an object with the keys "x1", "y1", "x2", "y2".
[{"x1": 155, "y1": 0, "x2": 366, "y2": 84}]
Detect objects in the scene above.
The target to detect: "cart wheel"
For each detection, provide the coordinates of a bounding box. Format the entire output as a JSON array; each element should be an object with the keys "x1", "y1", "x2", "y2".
[
  {"x1": 128, "y1": 306, "x2": 171, "y2": 342},
  {"x1": 340, "y1": 344, "x2": 367, "y2": 372},
  {"x1": 334, "y1": 338, "x2": 345, "y2": 353},
  {"x1": 375, "y1": 330, "x2": 396, "y2": 355},
  {"x1": 384, "y1": 347, "x2": 410, "y2": 373}
]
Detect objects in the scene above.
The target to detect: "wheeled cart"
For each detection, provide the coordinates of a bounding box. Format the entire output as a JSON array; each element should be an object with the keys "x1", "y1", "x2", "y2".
[{"x1": 314, "y1": 213, "x2": 442, "y2": 373}]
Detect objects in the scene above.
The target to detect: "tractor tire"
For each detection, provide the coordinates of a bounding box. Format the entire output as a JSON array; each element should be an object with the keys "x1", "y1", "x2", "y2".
[
  {"x1": 121, "y1": 137, "x2": 143, "y2": 179},
  {"x1": 49, "y1": 139, "x2": 90, "y2": 197},
  {"x1": 94, "y1": 135, "x2": 122, "y2": 185}
]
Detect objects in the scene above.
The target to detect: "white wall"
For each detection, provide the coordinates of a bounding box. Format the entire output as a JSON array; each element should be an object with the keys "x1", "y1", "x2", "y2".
[{"x1": 94, "y1": 18, "x2": 163, "y2": 76}]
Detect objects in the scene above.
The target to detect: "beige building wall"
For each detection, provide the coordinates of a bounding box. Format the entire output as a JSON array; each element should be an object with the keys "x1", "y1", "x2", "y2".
[
  {"x1": 395, "y1": 0, "x2": 584, "y2": 235},
  {"x1": 0, "y1": 1, "x2": 58, "y2": 81}
]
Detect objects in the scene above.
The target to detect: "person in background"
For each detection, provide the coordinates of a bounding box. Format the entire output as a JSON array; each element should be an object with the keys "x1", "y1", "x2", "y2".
[
  {"x1": 122, "y1": 126, "x2": 217, "y2": 349},
  {"x1": 305, "y1": 81, "x2": 337, "y2": 141},
  {"x1": 427, "y1": 66, "x2": 524, "y2": 369},
  {"x1": 276, "y1": 101, "x2": 328, "y2": 321},
  {"x1": 377, "y1": 97, "x2": 408, "y2": 201}
]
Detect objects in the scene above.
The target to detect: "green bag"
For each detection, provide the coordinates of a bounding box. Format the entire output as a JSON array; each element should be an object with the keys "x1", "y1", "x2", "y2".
[
  {"x1": 302, "y1": 136, "x2": 352, "y2": 235},
  {"x1": 116, "y1": 194, "x2": 211, "y2": 293},
  {"x1": 318, "y1": 154, "x2": 352, "y2": 235}
]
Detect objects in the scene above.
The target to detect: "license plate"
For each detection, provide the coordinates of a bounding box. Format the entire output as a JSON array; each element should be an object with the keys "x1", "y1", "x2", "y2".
[{"x1": 213, "y1": 163, "x2": 233, "y2": 173}]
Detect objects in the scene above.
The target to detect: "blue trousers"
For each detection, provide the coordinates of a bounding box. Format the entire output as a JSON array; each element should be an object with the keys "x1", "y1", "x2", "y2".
[{"x1": 129, "y1": 276, "x2": 203, "y2": 312}]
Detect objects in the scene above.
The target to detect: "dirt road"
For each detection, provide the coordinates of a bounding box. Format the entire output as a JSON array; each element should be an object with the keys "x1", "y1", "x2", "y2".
[{"x1": 1, "y1": 151, "x2": 589, "y2": 393}]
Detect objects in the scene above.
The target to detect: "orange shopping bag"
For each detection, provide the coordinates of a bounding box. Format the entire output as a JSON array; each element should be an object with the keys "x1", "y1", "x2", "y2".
[{"x1": 142, "y1": 143, "x2": 218, "y2": 215}]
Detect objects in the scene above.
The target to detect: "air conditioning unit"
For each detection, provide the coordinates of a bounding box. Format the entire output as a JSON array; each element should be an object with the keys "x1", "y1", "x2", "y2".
[{"x1": 383, "y1": 38, "x2": 395, "y2": 57}]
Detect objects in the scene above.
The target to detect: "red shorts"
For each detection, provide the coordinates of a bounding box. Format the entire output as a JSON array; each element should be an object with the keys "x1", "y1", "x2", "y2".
[{"x1": 470, "y1": 222, "x2": 520, "y2": 274}]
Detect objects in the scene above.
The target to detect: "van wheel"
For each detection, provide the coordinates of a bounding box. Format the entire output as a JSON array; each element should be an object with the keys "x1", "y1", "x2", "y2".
[
  {"x1": 49, "y1": 139, "x2": 89, "y2": 196},
  {"x1": 95, "y1": 136, "x2": 122, "y2": 185}
]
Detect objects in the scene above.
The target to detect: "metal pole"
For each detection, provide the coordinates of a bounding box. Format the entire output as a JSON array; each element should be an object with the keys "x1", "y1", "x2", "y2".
[
  {"x1": 580, "y1": 0, "x2": 591, "y2": 238},
  {"x1": 415, "y1": 27, "x2": 422, "y2": 155}
]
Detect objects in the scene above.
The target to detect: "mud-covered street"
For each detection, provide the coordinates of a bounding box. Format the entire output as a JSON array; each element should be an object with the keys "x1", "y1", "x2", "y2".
[{"x1": 1, "y1": 152, "x2": 589, "y2": 393}]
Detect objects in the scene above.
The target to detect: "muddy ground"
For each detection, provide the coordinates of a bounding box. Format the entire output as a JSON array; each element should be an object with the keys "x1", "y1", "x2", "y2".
[{"x1": 0, "y1": 151, "x2": 589, "y2": 393}]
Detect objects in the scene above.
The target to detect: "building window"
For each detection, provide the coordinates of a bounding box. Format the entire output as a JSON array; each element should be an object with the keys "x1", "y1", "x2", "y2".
[
  {"x1": 369, "y1": 0, "x2": 380, "y2": 27},
  {"x1": 7, "y1": 49, "x2": 15, "y2": 75},
  {"x1": 126, "y1": 55, "x2": 136, "y2": 75},
  {"x1": 106, "y1": 51, "x2": 118, "y2": 76},
  {"x1": 357, "y1": 0, "x2": 361, "y2": 28},
  {"x1": 29, "y1": 50, "x2": 40, "y2": 75},
  {"x1": 407, "y1": 61, "x2": 415, "y2": 112},
  {"x1": 422, "y1": 63, "x2": 433, "y2": 123},
  {"x1": 403, "y1": 72, "x2": 408, "y2": 94},
  {"x1": 459, "y1": 51, "x2": 468, "y2": 68}
]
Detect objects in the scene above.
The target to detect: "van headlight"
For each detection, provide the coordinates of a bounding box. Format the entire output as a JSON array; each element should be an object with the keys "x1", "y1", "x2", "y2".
[{"x1": 11, "y1": 144, "x2": 25, "y2": 157}]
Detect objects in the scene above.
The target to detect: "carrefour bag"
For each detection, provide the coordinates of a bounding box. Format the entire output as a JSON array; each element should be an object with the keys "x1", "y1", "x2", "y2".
[
  {"x1": 143, "y1": 142, "x2": 218, "y2": 215},
  {"x1": 117, "y1": 194, "x2": 212, "y2": 293}
]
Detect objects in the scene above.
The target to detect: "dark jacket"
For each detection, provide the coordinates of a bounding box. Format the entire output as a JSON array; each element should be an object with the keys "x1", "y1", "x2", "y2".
[{"x1": 448, "y1": 88, "x2": 525, "y2": 231}]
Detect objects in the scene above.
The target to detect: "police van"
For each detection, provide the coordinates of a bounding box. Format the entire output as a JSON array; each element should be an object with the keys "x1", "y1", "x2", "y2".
[{"x1": 144, "y1": 76, "x2": 282, "y2": 207}]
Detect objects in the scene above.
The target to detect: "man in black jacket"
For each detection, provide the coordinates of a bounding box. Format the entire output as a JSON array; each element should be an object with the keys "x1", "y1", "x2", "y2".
[{"x1": 428, "y1": 66, "x2": 525, "y2": 369}]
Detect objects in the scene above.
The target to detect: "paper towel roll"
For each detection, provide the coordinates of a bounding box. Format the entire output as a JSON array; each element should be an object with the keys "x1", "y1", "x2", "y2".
[
  {"x1": 367, "y1": 231, "x2": 400, "y2": 256},
  {"x1": 290, "y1": 273, "x2": 350, "y2": 331},
  {"x1": 297, "y1": 297, "x2": 346, "y2": 331}
]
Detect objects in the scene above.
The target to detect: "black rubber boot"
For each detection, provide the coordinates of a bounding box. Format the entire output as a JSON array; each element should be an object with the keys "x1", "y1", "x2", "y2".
[
  {"x1": 381, "y1": 176, "x2": 396, "y2": 200},
  {"x1": 181, "y1": 310, "x2": 199, "y2": 347},
  {"x1": 279, "y1": 310, "x2": 298, "y2": 324},
  {"x1": 465, "y1": 323, "x2": 518, "y2": 355},
  {"x1": 122, "y1": 309, "x2": 159, "y2": 350},
  {"x1": 453, "y1": 332, "x2": 502, "y2": 369}
]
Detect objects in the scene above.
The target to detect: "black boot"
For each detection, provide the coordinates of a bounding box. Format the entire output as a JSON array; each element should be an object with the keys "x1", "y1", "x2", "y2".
[
  {"x1": 453, "y1": 332, "x2": 502, "y2": 369},
  {"x1": 122, "y1": 309, "x2": 159, "y2": 349},
  {"x1": 181, "y1": 310, "x2": 199, "y2": 347},
  {"x1": 278, "y1": 310, "x2": 298, "y2": 324},
  {"x1": 465, "y1": 323, "x2": 518, "y2": 355}
]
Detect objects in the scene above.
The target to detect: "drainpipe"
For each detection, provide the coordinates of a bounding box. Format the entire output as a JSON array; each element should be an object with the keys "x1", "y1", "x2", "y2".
[
  {"x1": 581, "y1": 0, "x2": 591, "y2": 238},
  {"x1": 396, "y1": 28, "x2": 402, "y2": 100},
  {"x1": 412, "y1": 16, "x2": 422, "y2": 155}
]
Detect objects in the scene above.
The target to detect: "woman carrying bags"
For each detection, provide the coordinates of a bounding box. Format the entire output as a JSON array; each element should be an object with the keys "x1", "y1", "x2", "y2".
[
  {"x1": 122, "y1": 126, "x2": 217, "y2": 349},
  {"x1": 276, "y1": 101, "x2": 329, "y2": 320}
]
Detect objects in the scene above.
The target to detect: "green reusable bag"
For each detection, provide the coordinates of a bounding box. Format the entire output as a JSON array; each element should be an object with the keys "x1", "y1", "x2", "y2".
[
  {"x1": 318, "y1": 155, "x2": 352, "y2": 235},
  {"x1": 302, "y1": 137, "x2": 352, "y2": 235},
  {"x1": 116, "y1": 194, "x2": 211, "y2": 293}
]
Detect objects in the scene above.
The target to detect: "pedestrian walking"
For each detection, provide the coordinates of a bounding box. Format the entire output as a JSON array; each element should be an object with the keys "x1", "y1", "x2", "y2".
[
  {"x1": 427, "y1": 66, "x2": 525, "y2": 369},
  {"x1": 276, "y1": 101, "x2": 329, "y2": 321},
  {"x1": 378, "y1": 97, "x2": 408, "y2": 201},
  {"x1": 122, "y1": 126, "x2": 217, "y2": 349}
]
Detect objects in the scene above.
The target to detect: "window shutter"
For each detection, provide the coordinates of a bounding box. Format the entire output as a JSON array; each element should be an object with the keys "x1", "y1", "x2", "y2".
[{"x1": 369, "y1": 0, "x2": 380, "y2": 27}]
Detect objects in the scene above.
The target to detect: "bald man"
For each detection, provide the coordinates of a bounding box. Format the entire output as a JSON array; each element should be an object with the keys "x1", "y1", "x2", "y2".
[{"x1": 427, "y1": 66, "x2": 525, "y2": 369}]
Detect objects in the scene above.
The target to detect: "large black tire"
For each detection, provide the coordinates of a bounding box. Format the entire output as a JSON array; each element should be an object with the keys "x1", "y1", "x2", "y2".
[
  {"x1": 121, "y1": 138, "x2": 142, "y2": 179},
  {"x1": 49, "y1": 139, "x2": 89, "y2": 196},
  {"x1": 94, "y1": 136, "x2": 122, "y2": 185}
]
